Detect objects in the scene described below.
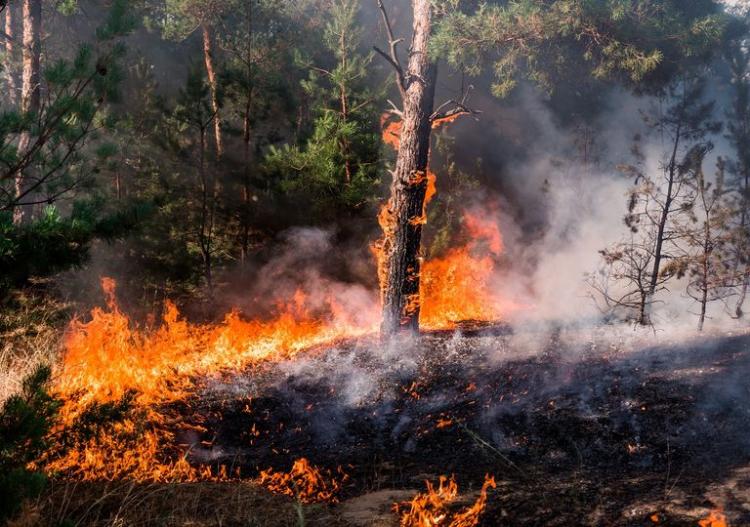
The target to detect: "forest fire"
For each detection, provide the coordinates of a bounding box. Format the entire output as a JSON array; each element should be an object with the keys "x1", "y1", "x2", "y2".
[
  {"x1": 394, "y1": 475, "x2": 496, "y2": 527},
  {"x1": 4, "y1": 1, "x2": 750, "y2": 525}
]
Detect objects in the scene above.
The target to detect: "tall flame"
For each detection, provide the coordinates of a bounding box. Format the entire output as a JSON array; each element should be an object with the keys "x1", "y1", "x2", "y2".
[{"x1": 376, "y1": 113, "x2": 513, "y2": 327}]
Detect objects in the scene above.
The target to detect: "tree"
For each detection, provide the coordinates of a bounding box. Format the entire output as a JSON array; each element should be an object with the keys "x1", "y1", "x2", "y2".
[
  {"x1": 12, "y1": 0, "x2": 41, "y2": 224},
  {"x1": 173, "y1": 64, "x2": 220, "y2": 293},
  {"x1": 220, "y1": 0, "x2": 293, "y2": 264},
  {"x1": 265, "y1": 0, "x2": 382, "y2": 221},
  {"x1": 375, "y1": 0, "x2": 439, "y2": 336},
  {"x1": 679, "y1": 156, "x2": 734, "y2": 330},
  {"x1": 723, "y1": 18, "x2": 750, "y2": 316},
  {"x1": 160, "y1": 0, "x2": 235, "y2": 158},
  {"x1": 0, "y1": 1, "x2": 135, "y2": 213},
  {"x1": 2, "y1": 2, "x2": 18, "y2": 107},
  {"x1": 593, "y1": 76, "x2": 721, "y2": 325}
]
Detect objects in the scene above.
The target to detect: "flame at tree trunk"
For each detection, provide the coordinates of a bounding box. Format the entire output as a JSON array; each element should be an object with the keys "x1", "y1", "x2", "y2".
[{"x1": 375, "y1": 115, "x2": 514, "y2": 329}]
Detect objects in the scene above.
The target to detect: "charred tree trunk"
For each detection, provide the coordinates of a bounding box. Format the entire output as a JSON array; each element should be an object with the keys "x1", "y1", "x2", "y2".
[
  {"x1": 13, "y1": 0, "x2": 41, "y2": 225},
  {"x1": 3, "y1": 2, "x2": 17, "y2": 106},
  {"x1": 202, "y1": 22, "x2": 222, "y2": 159},
  {"x1": 380, "y1": 0, "x2": 437, "y2": 336}
]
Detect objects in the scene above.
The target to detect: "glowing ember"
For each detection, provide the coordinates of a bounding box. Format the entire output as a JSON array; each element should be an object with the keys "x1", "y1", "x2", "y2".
[
  {"x1": 395, "y1": 474, "x2": 496, "y2": 527},
  {"x1": 258, "y1": 458, "x2": 347, "y2": 503},
  {"x1": 699, "y1": 510, "x2": 729, "y2": 527}
]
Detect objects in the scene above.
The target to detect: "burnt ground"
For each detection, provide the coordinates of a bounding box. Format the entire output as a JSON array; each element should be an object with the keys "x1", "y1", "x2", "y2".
[{"x1": 168, "y1": 326, "x2": 750, "y2": 526}]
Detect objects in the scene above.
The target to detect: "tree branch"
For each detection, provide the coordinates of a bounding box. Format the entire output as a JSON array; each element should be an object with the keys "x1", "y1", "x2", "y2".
[{"x1": 374, "y1": 0, "x2": 406, "y2": 100}]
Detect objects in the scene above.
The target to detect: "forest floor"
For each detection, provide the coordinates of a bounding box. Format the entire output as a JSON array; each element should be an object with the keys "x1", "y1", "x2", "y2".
[{"x1": 22, "y1": 324, "x2": 750, "y2": 526}]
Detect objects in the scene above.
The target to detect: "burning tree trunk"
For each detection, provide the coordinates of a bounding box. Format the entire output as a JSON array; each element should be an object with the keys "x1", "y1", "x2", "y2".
[
  {"x1": 377, "y1": 0, "x2": 437, "y2": 336},
  {"x1": 13, "y1": 0, "x2": 41, "y2": 225},
  {"x1": 201, "y1": 22, "x2": 222, "y2": 159}
]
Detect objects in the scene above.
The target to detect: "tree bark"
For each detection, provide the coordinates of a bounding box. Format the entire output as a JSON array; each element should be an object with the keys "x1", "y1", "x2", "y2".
[
  {"x1": 380, "y1": 0, "x2": 437, "y2": 336},
  {"x1": 201, "y1": 22, "x2": 223, "y2": 159},
  {"x1": 13, "y1": 0, "x2": 41, "y2": 225},
  {"x1": 3, "y1": 2, "x2": 17, "y2": 107}
]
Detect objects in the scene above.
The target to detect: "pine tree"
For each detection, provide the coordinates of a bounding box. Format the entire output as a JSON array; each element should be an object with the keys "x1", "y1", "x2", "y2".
[
  {"x1": 723, "y1": 19, "x2": 750, "y2": 316},
  {"x1": 594, "y1": 76, "x2": 721, "y2": 324},
  {"x1": 265, "y1": 0, "x2": 382, "y2": 220},
  {"x1": 160, "y1": 0, "x2": 237, "y2": 158},
  {"x1": 679, "y1": 156, "x2": 734, "y2": 330}
]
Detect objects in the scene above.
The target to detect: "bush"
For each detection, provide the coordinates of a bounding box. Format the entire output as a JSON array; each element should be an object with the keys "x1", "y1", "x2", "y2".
[{"x1": 0, "y1": 365, "x2": 61, "y2": 522}]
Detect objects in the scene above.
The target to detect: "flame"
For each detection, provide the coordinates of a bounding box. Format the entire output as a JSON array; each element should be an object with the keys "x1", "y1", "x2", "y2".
[
  {"x1": 47, "y1": 278, "x2": 377, "y2": 481},
  {"x1": 57, "y1": 278, "x2": 375, "y2": 412},
  {"x1": 375, "y1": 114, "x2": 514, "y2": 326},
  {"x1": 258, "y1": 458, "x2": 347, "y2": 503},
  {"x1": 420, "y1": 210, "x2": 515, "y2": 328},
  {"x1": 395, "y1": 474, "x2": 496, "y2": 527},
  {"x1": 381, "y1": 113, "x2": 402, "y2": 149},
  {"x1": 699, "y1": 510, "x2": 729, "y2": 527}
]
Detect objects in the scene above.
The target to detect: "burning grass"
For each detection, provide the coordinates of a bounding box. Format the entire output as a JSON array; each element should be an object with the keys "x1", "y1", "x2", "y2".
[
  {"x1": 15, "y1": 320, "x2": 750, "y2": 526},
  {"x1": 394, "y1": 475, "x2": 496, "y2": 527},
  {"x1": 258, "y1": 457, "x2": 349, "y2": 504}
]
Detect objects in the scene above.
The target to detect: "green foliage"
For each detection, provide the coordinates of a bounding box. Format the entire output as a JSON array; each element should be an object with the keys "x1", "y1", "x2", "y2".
[
  {"x1": 432, "y1": 0, "x2": 728, "y2": 98},
  {"x1": 264, "y1": 0, "x2": 382, "y2": 219},
  {"x1": 0, "y1": 0, "x2": 135, "y2": 213},
  {"x1": 0, "y1": 201, "x2": 151, "y2": 293},
  {"x1": 0, "y1": 365, "x2": 61, "y2": 522}
]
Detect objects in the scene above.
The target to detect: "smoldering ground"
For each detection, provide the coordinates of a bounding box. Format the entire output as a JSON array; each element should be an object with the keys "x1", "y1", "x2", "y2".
[{"x1": 170, "y1": 323, "x2": 749, "y2": 526}]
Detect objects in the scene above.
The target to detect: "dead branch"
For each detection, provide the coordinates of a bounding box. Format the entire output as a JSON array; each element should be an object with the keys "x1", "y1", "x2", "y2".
[{"x1": 374, "y1": 0, "x2": 406, "y2": 101}]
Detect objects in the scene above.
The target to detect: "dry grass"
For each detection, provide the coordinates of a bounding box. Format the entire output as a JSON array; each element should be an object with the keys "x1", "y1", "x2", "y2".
[
  {"x1": 0, "y1": 286, "x2": 70, "y2": 402},
  {"x1": 11, "y1": 479, "x2": 350, "y2": 527}
]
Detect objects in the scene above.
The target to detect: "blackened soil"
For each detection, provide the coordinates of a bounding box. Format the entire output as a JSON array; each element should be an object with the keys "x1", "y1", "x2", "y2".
[{"x1": 168, "y1": 327, "x2": 750, "y2": 526}]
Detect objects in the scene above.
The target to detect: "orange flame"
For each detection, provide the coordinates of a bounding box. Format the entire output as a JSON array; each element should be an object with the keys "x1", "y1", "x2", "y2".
[
  {"x1": 376, "y1": 114, "x2": 514, "y2": 326},
  {"x1": 48, "y1": 278, "x2": 378, "y2": 482},
  {"x1": 699, "y1": 510, "x2": 729, "y2": 527},
  {"x1": 395, "y1": 474, "x2": 496, "y2": 527},
  {"x1": 258, "y1": 458, "x2": 347, "y2": 503},
  {"x1": 57, "y1": 278, "x2": 375, "y2": 412}
]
